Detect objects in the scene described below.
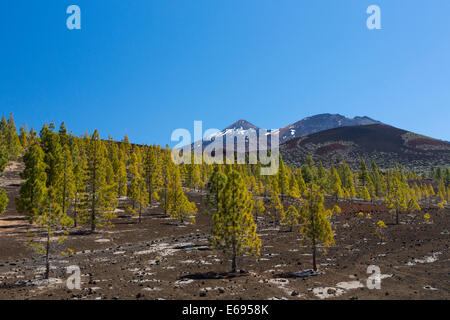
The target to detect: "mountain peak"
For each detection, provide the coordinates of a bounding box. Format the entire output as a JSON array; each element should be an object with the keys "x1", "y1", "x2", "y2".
[{"x1": 224, "y1": 119, "x2": 259, "y2": 131}]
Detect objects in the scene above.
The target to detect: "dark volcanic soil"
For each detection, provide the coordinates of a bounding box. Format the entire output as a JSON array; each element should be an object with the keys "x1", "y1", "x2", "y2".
[{"x1": 0, "y1": 162, "x2": 449, "y2": 300}]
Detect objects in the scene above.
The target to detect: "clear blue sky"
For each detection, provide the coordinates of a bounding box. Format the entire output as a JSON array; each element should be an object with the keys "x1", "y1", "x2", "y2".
[{"x1": 1, "y1": 0, "x2": 449, "y2": 146}]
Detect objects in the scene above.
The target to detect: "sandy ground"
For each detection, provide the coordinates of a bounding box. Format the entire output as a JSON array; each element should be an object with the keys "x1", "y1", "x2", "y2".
[{"x1": 0, "y1": 163, "x2": 449, "y2": 300}]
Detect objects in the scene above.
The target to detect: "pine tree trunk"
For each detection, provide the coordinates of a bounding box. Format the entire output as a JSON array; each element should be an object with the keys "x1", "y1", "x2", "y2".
[
  {"x1": 139, "y1": 204, "x2": 142, "y2": 223},
  {"x1": 45, "y1": 228, "x2": 50, "y2": 280},
  {"x1": 396, "y1": 209, "x2": 399, "y2": 225},
  {"x1": 231, "y1": 253, "x2": 237, "y2": 273},
  {"x1": 312, "y1": 242, "x2": 317, "y2": 272}
]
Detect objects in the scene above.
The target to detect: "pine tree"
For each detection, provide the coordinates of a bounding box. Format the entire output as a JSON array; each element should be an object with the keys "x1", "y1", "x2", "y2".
[
  {"x1": 359, "y1": 186, "x2": 371, "y2": 202},
  {"x1": 58, "y1": 122, "x2": 69, "y2": 147},
  {"x1": 4, "y1": 113, "x2": 22, "y2": 161},
  {"x1": 19, "y1": 125, "x2": 30, "y2": 151},
  {"x1": 28, "y1": 187, "x2": 73, "y2": 279},
  {"x1": 206, "y1": 165, "x2": 227, "y2": 213},
  {"x1": 296, "y1": 170, "x2": 307, "y2": 195},
  {"x1": 0, "y1": 189, "x2": 7, "y2": 214},
  {"x1": 358, "y1": 158, "x2": 370, "y2": 187},
  {"x1": 289, "y1": 174, "x2": 301, "y2": 199},
  {"x1": 329, "y1": 165, "x2": 344, "y2": 200},
  {"x1": 210, "y1": 170, "x2": 261, "y2": 273},
  {"x1": 298, "y1": 184, "x2": 335, "y2": 271},
  {"x1": 0, "y1": 144, "x2": 8, "y2": 174},
  {"x1": 385, "y1": 177, "x2": 408, "y2": 225},
  {"x1": 85, "y1": 130, "x2": 118, "y2": 232},
  {"x1": 17, "y1": 144, "x2": 48, "y2": 222},
  {"x1": 185, "y1": 154, "x2": 202, "y2": 191},
  {"x1": 267, "y1": 186, "x2": 284, "y2": 225},
  {"x1": 253, "y1": 197, "x2": 265, "y2": 223},
  {"x1": 57, "y1": 145, "x2": 75, "y2": 216},
  {"x1": 71, "y1": 142, "x2": 87, "y2": 227},
  {"x1": 40, "y1": 124, "x2": 63, "y2": 188},
  {"x1": 143, "y1": 146, "x2": 161, "y2": 206},
  {"x1": 167, "y1": 166, "x2": 197, "y2": 224},
  {"x1": 370, "y1": 161, "x2": 384, "y2": 197},
  {"x1": 338, "y1": 162, "x2": 356, "y2": 200},
  {"x1": 375, "y1": 220, "x2": 387, "y2": 243},
  {"x1": 278, "y1": 154, "x2": 289, "y2": 200},
  {"x1": 0, "y1": 148, "x2": 7, "y2": 213},
  {"x1": 127, "y1": 149, "x2": 149, "y2": 223},
  {"x1": 281, "y1": 205, "x2": 299, "y2": 232}
]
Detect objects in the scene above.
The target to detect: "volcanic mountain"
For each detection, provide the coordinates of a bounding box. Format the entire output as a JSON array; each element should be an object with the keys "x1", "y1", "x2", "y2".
[
  {"x1": 280, "y1": 124, "x2": 450, "y2": 171},
  {"x1": 279, "y1": 113, "x2": 380, "y2": 143},
  {"x1": 193, "y1": 114, "x2": 381, "y2": 151}
]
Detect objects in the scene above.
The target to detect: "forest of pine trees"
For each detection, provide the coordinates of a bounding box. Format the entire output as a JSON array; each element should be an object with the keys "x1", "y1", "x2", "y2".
[{"x1": 0, "y1": 113, "x2": 449, "y2": 275}]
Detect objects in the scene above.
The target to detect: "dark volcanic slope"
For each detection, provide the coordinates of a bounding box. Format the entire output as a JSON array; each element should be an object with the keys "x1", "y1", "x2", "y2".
[
  {"x1": 280, "y1": 124, "x2": 450, "y2": 170},
  {"x1": 279, "y1": 113, "x2": 380, "y2": 143}
]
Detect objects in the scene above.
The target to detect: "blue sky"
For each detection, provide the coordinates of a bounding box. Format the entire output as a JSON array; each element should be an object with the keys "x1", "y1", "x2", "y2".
[{"x1": 1, "y1": 0, "x2": 449, "y2": 146}]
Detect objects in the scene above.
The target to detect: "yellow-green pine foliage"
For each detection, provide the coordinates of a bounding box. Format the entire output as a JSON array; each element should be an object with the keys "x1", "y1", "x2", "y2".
[
  {"x1": 329, "y1": 165, "x2": 344, "y2": 200},
  {"x1": 19, "y1": 125, "x2": 30, "y2": 151},
  {"x1": 160, "y1": 148, "x2": 175, "y2": 215},
  {"x1": 71, "y1": 141, "x2": 87, "y2": 227},
  {"x1": 298, "y1": 184, "x2": 335, "y2": 271},
  {"x1": 289, "y1": 174, "x2": 301, "y2": 199},
  {"x1": 185, "y1": 154, "x2": 202, "y2": 191},
  {"x1": 17, "y1": 143, "x2": 48, "y2": 222},
  {"x1": 358, "y1": 186, "x2": 371, "y2": 202},
  {"x1": 210, "y1": 170, "x2": 261, "y2": 273},
  {"x1": 2, "y1": 113, "x2": 22, "y2": 161},
  {"x1": 253, "y1": 197, "x2": 265, "y2": 223},
  {"x1": 281, "y1": 205, "x2": 299, "y2": 232},
  {"x1": 358, "y1": 158, "x2": 371, "y2": 187},
  {"x1": 370, "y1": 161, "x2": 385, "y2": 198},
  {"x1": 332, "y1": 205, "x2": 341, "y2": 214},
  {"x1": 375, "y1": 220, "x2": 387, "y2": 242},
  {"x1": 206, "y1": 165, "x2": 227, "y2": 213},
  {"x1": 338, "y1": 162, "x2": 356, "y2": 199},
  {"x1": 296, "y1": 169, "x2": 307, "y2": 195},
  {"x1": 127, "y1": 148, "x2": 149, "y2": 223},
  {"x1": 278, "y1": 154, "x2": 289, "y2": 200},
  {"x1": 267, "y1": 185, "x2": 284, "y2": 224},
  {"x1": 29, "y1": 187, "x2": 73, "y2": 279},
  {"x1": 144, "y1": 145, "x2": 162, "y2": 205},
  {"x1": 0, "y1": 189, "x2": 7, "y2": 214},
  {"x1": 85, "y1": 130, "x2": 118, "y2": 232},
  {"x1": 57, "y1": 145, "x2": 75, "y2": 215},
  {"x1": 0, "y1": 143, "x2": 7, "y2": 214},
  {"x1": 428, "y1": 184, "x2": 435, "y2": 197},
  {"x1": 385, "y1": 176, "x2": 408, "y2": 225},
  {"x1": 316, "y1": 161, "x2": 327, "y2": 190},
  {"x1": 167, "y1": 165, "x2": 197, "y2": 224}
]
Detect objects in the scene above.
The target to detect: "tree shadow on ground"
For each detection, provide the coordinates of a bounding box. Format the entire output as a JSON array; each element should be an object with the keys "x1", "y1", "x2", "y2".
[{"x1": 179, "y1": 270, "x2": 249, "y2": 280}]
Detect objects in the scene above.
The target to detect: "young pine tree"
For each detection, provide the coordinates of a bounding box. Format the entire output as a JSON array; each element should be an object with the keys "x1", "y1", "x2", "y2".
[
  {"x1": 281, "y1": 205, "x2": 300, "y2": 232},
  {"x1": 85, "y1": 130, "x2": 118, "y2": 232},
  {"x1": 298, "y1": 185, "x2": 336, "y2": 271},
  {"x1": 17, "y1": 144, "x2": 48, "y2": 222},
  {"x1": 127, "y1": 149, "x2": 149, "y2": 223},
  {"x1": 57, "y1": 145, "x2": 75, "y2": 216},
  {"x1": 329, "y1": 165, "x2": 344, "y2": 201},
  {"x1": 206, "y1": 165, "x2": 227, "y2": 213},
  {"x1": 167, "y1": 166, "x2": 197, "y2": 224},
  {"x1": 29, "y1": 187, "x2": 73, "y2": 279},
  {"x1": 210, "y1": 170, "x2": 261, "y2": 273}
]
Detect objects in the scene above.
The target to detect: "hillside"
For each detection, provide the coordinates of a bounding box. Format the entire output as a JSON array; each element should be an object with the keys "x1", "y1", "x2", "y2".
[
  {"x1": 279, "y1": 113, "x2": 380, "y2": 143},
  {"x1": 280, "y1": 124, "x2": 450, "y2": 170},
  {"x1": 192, "y1": 114, "x2": 381, "y2": 151}
]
